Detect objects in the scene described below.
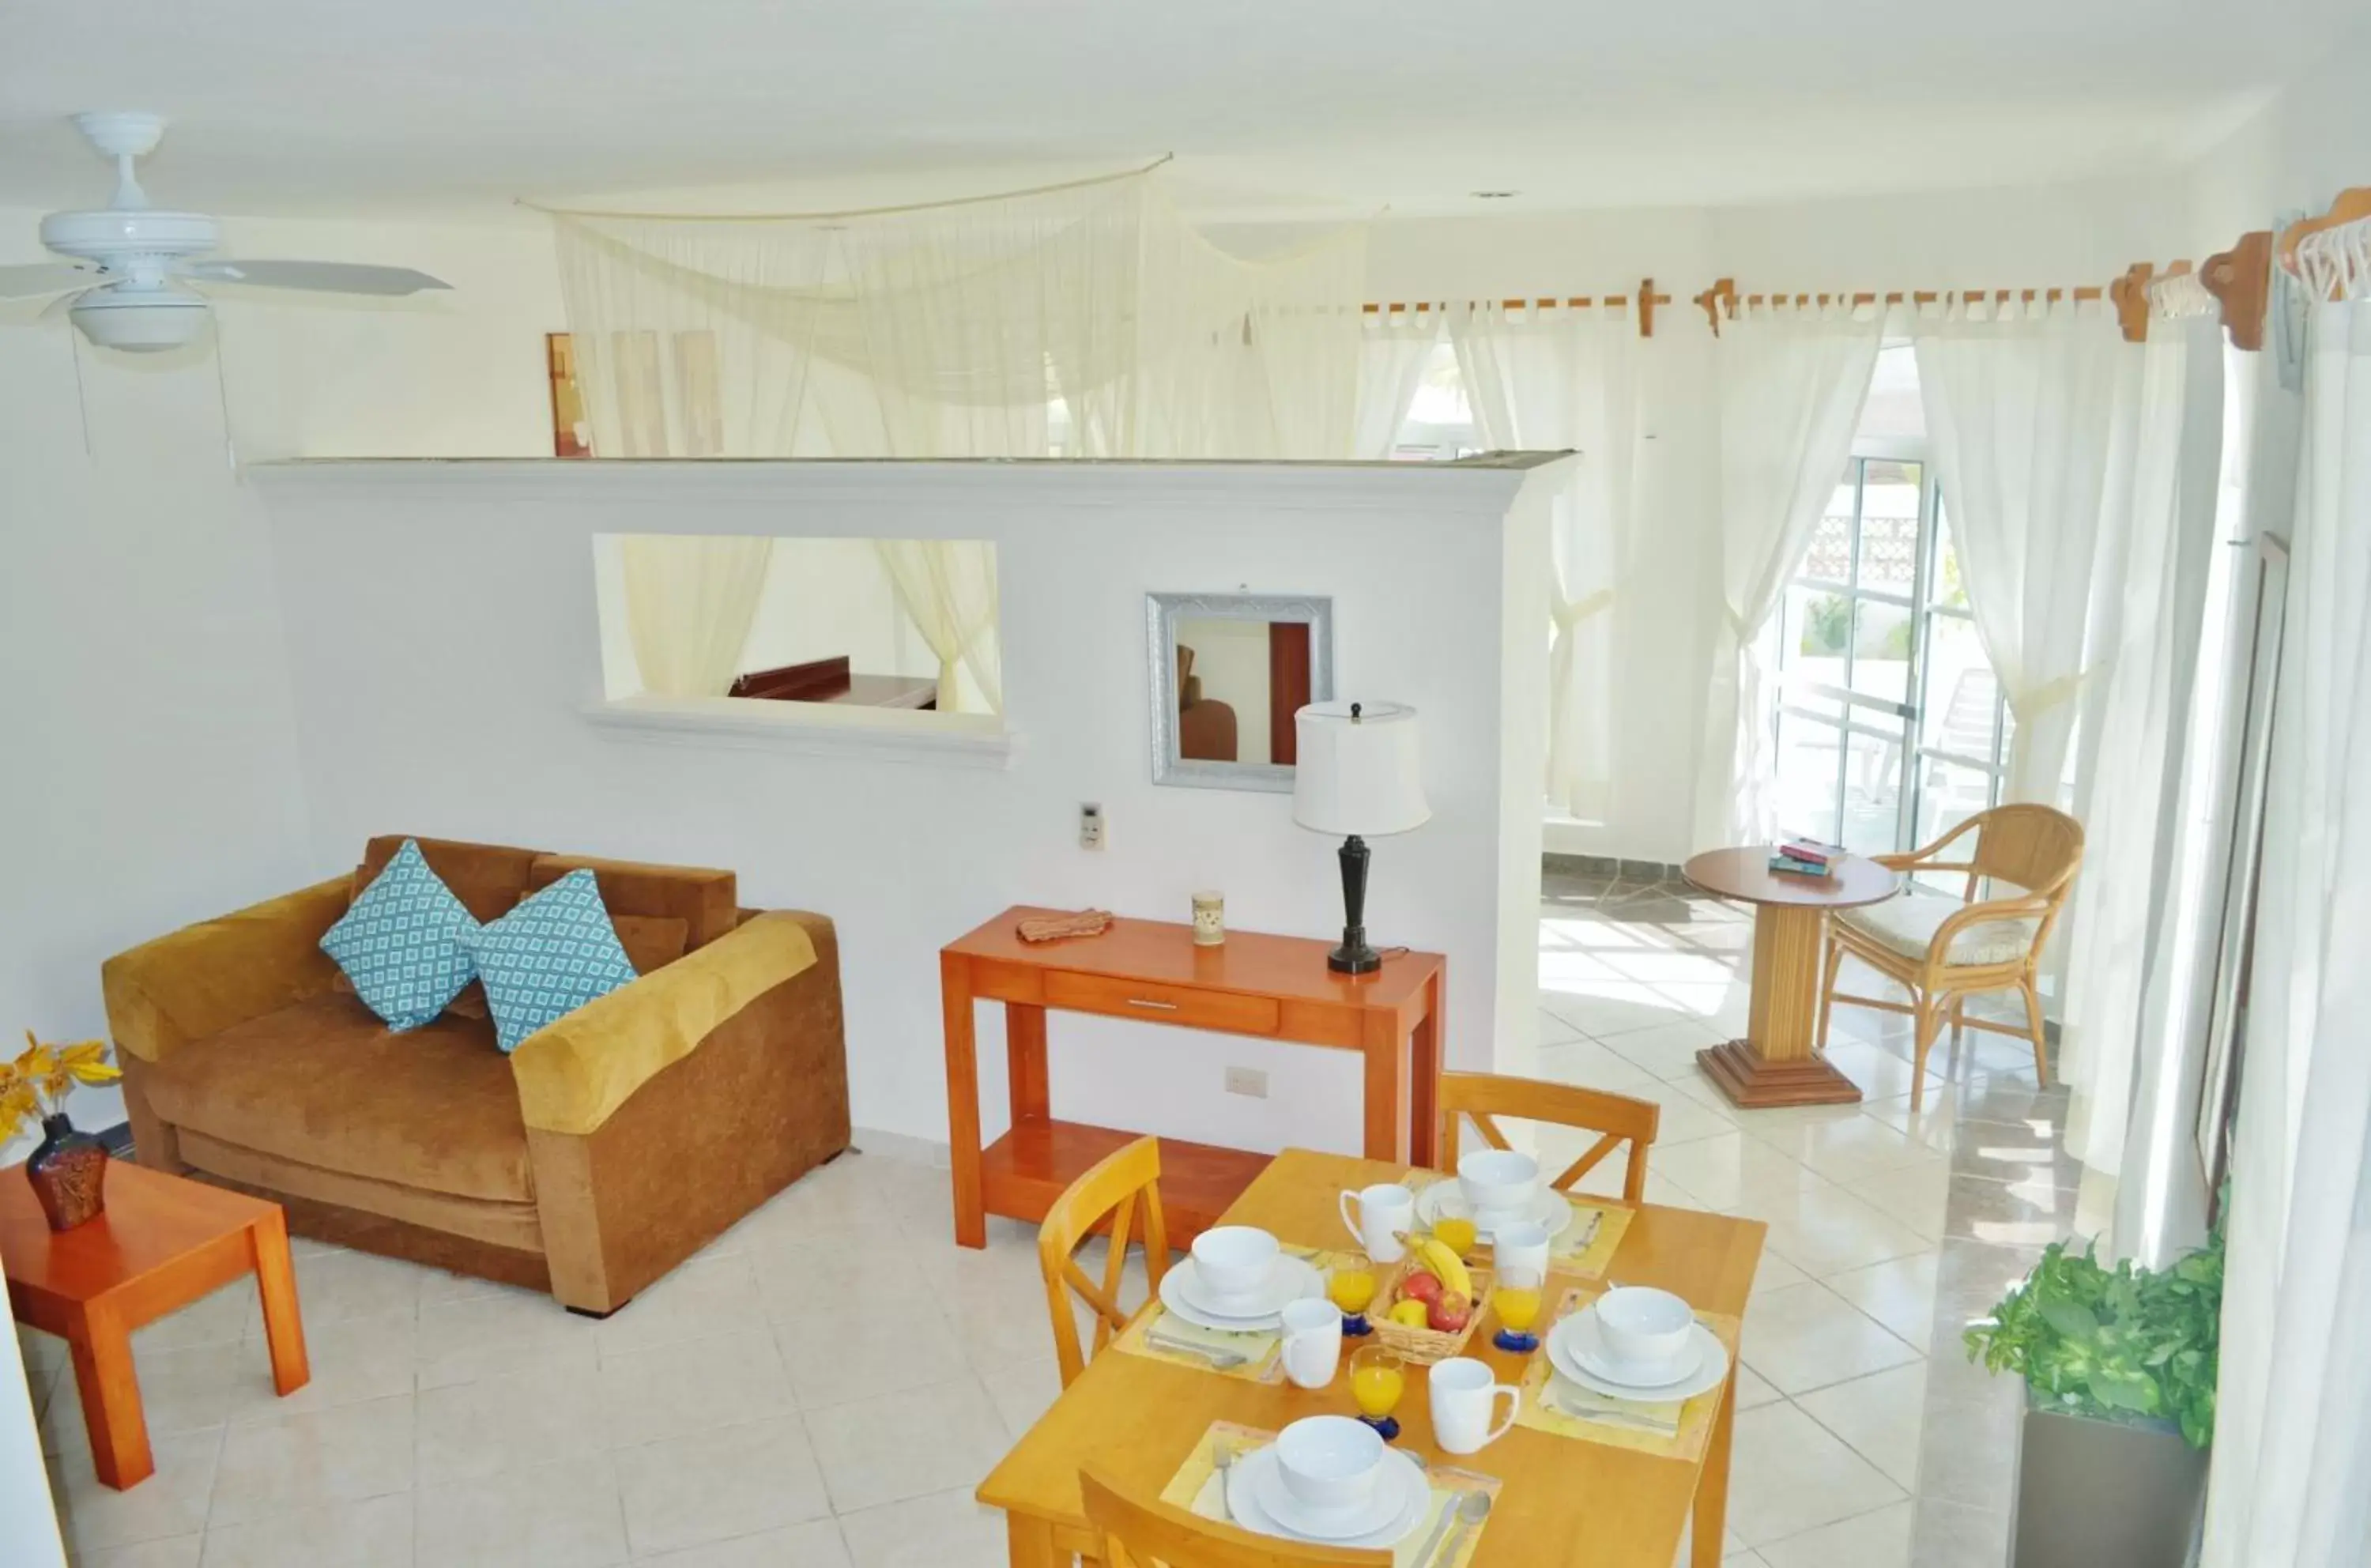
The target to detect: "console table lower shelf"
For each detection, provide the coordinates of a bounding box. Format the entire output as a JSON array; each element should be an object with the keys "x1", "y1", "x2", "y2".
[
  {"x1": 980, "y1": 1116, "x2": 1274, "y2": 1240},
  {"x1": 941, "y1": 906, "x2": 1447, "y2": 1248}
]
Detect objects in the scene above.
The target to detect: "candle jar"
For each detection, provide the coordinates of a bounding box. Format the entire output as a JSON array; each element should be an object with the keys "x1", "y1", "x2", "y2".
[{"x1": 1191, "y1": 891, "x2": 1225, "y2": 946}]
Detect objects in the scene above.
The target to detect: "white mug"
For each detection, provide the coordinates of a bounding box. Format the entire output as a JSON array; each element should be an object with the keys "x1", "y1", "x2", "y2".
[
  {"x1": 1338, "y1": 1183, "x2": 1415, "y2": 1265},
  {"x1": 1280, "y1": 1298, "x2": 1344, "y2": 1389},
  {"x1": 1493, "y1": 1219, "x2": 1551, "y2": 1288},
  {"x1": 1428, "y1": 1357, "x2": 1521, "y2": 1455}
]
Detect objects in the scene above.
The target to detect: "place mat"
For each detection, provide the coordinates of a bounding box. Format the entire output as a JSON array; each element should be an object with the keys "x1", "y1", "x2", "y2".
[
  {"x1": 1404, "y1": 1170, "x2": 1634, "y2": 1279},
  {"x1": 1512, "y1": 1283, "x2": 1741, "y2": 1462},
  {"x1": 1113, "y1": 1246, "x2": 1355, "y2": 1384},
  {"x1": 1163, "y1": 1420, "x2": 1504, "y2": 1568}
]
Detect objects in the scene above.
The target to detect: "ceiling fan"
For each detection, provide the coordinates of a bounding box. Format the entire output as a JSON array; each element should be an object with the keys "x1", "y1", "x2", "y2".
[{"x1": 0, "y1": 112, "x2": 451, "y2": 354}]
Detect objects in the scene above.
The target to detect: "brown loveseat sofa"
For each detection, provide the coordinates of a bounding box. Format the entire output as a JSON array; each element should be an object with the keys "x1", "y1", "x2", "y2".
[{"x1": 100, "y1": 835, "x2": 849, "y2": 1314}]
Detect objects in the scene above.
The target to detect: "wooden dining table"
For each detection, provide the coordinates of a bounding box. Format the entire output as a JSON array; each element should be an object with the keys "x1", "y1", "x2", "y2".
[{"x1": 977, "y1": 1147, "x2": 1767, "y2": 1567}]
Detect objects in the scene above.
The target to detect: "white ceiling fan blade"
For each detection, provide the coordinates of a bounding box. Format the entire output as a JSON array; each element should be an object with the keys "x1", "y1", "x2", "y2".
[
  {"x1": 0, "y1": 261, "x2": 98, "y2": 299},
  {"x1": 184, "y1": 260, "x2": 450, "y2": 296}
]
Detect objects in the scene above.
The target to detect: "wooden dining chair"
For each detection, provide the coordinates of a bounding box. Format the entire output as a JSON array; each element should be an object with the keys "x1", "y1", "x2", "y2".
[
  {"x1": 1080, "y1": 1464, "x2": 1390, "y2": 1568},
  {"x1": 1435, "y1": 1071, "x2": 1660, "y2": 1204},
  {"x1": 1038, "y1": 1134, "x2": 1170, "y2": 1388},
  {"x1": 1818, "y1": 803, "x2": 2085, "y2": 1110}
]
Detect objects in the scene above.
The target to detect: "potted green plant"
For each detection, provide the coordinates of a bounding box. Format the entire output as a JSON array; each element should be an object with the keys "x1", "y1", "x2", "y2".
[{"x1": 1966, "y1": 1227, "x2": 2222, "y2": 1568}]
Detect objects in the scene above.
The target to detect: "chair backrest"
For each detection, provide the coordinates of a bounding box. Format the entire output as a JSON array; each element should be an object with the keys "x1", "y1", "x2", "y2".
[
  {"x1": 1080, "y1": 1464, "x2": 1390, "y2": 1568},
  {"x1": 1966, "y1": 804, "x2": 2085, "y2": 903},
  {"x1": 1038, "y1": 1135, "x2": 1170, "y2": 1388},
  {"x1": 1435, "y1": 1072, "x2": 1660, "y2": 1204}
]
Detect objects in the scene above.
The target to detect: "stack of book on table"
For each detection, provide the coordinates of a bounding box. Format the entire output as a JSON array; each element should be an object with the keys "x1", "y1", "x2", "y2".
[{"x1": 1770, "y1": 840, "x2": 1839, "y2": 877}]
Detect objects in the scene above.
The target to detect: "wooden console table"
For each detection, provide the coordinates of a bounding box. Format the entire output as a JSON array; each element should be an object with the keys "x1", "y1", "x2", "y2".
[{"x1": 940, "y1": 906, "x2": 1446, "y2": 1248}]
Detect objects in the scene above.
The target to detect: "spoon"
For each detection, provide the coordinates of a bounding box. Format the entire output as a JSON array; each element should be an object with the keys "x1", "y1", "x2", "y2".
[
  {"x1": 1211, "y1": 1445, "x2": 1235, "y2": 1523},
  {"x1": 1433, "y1": 1492, "x2": 1492, "y2": 1567}
]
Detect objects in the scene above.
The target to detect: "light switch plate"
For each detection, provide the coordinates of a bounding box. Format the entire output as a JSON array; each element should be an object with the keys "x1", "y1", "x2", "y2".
[
  {"x1": 1224, "y1": 1066, "x2": 1268, "y2": 1099},
  {"x1": 1080, "y1": 802, "x2": 1106, "y2": 850}
]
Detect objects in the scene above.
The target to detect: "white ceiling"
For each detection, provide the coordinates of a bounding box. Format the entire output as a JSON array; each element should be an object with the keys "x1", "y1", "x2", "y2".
[{"x1": 2, "y1": 0, "x2": 2358, "y2": 218}]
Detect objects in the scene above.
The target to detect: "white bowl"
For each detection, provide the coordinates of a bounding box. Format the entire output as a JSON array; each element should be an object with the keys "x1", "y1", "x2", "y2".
[
  {"x1": 1272, "y1": 1415, "x2": 1385, "y2": 1515},
  {"x1": 1457, "y1": 1149, "x2": 1540, "y2": 1221},
  {"x1": 1594, "y1": 1285, "x2": 1694, "y2": 1378},
  {"x1": 1190, "y1": 1226, "x2": 1280, "y2": 1302}
]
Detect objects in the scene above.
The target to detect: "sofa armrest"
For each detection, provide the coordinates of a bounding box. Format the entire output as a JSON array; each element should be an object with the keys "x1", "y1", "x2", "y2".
[
  {"x1": 101, "y1": 876, "x2": 352, "y2": 1064},
  {"x1": 510, "y1": 910, "x2": 821, "y2": 1137}
]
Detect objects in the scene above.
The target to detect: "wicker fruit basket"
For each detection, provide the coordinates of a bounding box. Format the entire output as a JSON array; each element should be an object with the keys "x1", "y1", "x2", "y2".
[{"x1": 1369, "y1": 1254, "x2": 1495, "y2": 1366}]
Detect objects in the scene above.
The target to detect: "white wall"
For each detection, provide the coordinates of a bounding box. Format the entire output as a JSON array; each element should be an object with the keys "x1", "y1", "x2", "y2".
[
  {"x1": 0, "y1": 207, "x2": 565, "y2": 1169},
  {"x1": 252, "y1": 459, "x2": 1551, "y2": 1156}
]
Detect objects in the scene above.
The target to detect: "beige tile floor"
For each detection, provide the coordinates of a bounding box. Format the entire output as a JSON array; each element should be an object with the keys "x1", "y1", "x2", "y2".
[{"x1": 17, "y1": 876, "x2": 2086, "y2": 1566}]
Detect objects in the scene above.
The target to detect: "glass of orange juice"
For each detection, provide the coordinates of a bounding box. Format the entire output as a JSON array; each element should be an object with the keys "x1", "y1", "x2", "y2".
[
  {"x1": 1328, "y1": 1263, "x2": 1379, "y2": 1336},
  {"x1": 1492, "y1": 1263, "x2": 1545, "y2": 1353},
  {"x1": 1431, "y1": 1216, "x2": 1478, "y2": 1258},
  {"x1": 1349, "y1": 1344, "x2": 1408, "y2": 1440}
]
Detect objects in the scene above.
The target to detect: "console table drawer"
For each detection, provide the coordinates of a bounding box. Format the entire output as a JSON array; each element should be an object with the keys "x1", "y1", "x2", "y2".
[{"x1": 1044, "y1": 972, "x2": 1281, "y2": 1035}]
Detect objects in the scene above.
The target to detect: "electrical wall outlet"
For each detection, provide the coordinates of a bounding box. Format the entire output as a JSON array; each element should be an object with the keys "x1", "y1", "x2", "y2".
[
  {"x1": 1224, "y1": 1066, "x2": 1268, "y2": 1099},
  {"x1": 1079, "y1": 801, "x2": 1106, "y2": 851}
]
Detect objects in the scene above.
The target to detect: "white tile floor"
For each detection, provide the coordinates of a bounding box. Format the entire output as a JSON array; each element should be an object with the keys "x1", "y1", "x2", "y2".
[{"x1": 18, "y1": 878, "x2": 2085, "y2": 1566}]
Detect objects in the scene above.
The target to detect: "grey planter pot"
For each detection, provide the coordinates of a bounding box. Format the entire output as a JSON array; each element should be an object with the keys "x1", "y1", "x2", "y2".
[{"x1": 2010, "y1": 1397, "x2": 2208, "y2": 1568}]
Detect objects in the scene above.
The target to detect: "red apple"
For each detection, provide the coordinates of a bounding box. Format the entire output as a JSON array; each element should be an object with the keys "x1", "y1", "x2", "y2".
[
  {"x1": 1398, "y1": 1269, "x2": 1444, "y2": 1306},
  {"x1": 1428, "y1": 1290, "x2": 1472, "y2": 1332}
]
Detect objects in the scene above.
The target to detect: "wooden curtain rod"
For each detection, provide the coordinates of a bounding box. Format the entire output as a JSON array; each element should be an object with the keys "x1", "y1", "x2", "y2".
[
  {"x1": 1689, "y1": 277, "x2": 2107, "y2": 336},
  {"x1": 1361, "y1": 278, "x2": 1673, "y2": 337}
]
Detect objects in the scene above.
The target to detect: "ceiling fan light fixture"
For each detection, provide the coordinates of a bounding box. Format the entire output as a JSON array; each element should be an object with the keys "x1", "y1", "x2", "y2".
[{"x1": 69, "y1": 286, "x2": 211, "y2": 353}]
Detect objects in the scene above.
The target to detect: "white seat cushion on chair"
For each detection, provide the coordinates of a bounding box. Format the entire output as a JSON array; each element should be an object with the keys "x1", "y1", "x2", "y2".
[{"x1": 1839, "y1": 891, "x2": 2038, "y2": 967}]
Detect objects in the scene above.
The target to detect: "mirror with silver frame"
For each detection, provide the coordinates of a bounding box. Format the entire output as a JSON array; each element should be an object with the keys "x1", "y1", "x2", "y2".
[{"x1": 1147, "y1": 593, "x2": 1334, "y2": 792}]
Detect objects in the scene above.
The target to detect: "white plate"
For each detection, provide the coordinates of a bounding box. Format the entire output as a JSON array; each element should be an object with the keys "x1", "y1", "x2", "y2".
[
  {"x1": 1223, "y1": 1444, "x2": 1431, "y2": 1548},
  {"x1": 1415, "y1": 1181, "x2": 1576, "y2": 1244},
  {"x1": 1159, "y1": 1257, "x2": 1325, "y2": 1330},
  {"x1": 1547, "y1": 1310, "x2": 1730, "y2": 1404}
]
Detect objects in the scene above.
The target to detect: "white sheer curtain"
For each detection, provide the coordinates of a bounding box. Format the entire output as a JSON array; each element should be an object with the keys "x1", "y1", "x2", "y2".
[
  {"x1": 1354, "y1": 307, "x2": 1441, "y2": 459},
  {"x1": 1913, "y1": 297, "x2": 2139, "y2": 804},
  {"x1": 2203, "y1": 220, "x2": 2371, "y2": 1568},
  {"x1": 552, "y1": 169, "x2": 1368, "y2": 718},
  {"x1": 552, "y1": 168, "x2": 1367, "y2": 462},
  {"x1": 620, "y1": 534, "x2": 775, "y2": 697},
  {"x1": 1693, "y1": 302, "x2": 1883, "y2": 849},
  {"x1": 1450, "y1": 301, "x2": 1648, "y2": 820},
  {"x1": 876, "y1": 539, "x2": 1003, "y2": 714},
  {"x1": 2058, "y1": 284, "x2": 2224, "y2": 1178}
]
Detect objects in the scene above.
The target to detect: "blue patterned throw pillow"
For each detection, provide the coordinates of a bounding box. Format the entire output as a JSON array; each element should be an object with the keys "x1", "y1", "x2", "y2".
[
  {"x1": 319, "y1": 839, "x2": 481, "y2": 1031},
  {"x1": 463, "y1": 869, "x2": 639, "y2": 1054}
]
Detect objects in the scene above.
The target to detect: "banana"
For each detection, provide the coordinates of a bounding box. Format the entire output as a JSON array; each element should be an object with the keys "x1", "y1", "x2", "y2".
[{"x1": 1415, "y1": 1237, "x2": 1472, "y2": 1299}]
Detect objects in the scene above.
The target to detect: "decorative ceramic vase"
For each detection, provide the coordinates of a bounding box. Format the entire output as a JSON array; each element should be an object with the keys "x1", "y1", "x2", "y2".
[
  {"x1": 26, "y1": 1114, "x2": 107, "y2": 1231},
  {"x1": 1192, "y1": 891, "x2": 1226, "y2": 947}
]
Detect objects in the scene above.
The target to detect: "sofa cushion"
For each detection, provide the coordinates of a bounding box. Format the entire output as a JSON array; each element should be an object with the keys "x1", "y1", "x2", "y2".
[
  {"x1": 527, "y1": 854, "x2": 737, "y2": 951},
  {"x1": 358, "y1": 835, "x2": 544, "y2": 925},
  {"x1": 139, "y1": 991, "x2": 533, "y2": 1205},
  {"x1": 319, "y1": 839, "x2": 482, "y2": 1031},
  {"x1": 466, "y1": 869, "x2": 640, "y2": 1054},
  {"x1": 613, "y1": 914, "x2": 690, "y2": 974}
]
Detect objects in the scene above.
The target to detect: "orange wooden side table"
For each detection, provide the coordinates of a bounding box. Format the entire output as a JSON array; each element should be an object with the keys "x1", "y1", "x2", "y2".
[{"x1": 2, "y1": 1159, "x2": 309, "y2": 1488}]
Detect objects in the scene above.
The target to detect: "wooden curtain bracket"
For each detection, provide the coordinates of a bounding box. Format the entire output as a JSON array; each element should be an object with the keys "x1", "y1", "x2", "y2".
[
  {"x1": 2203, "y1": 231, "x2": 2272, "y2": 351},
  {"x1": 2109, "y1": 262, "x2": 2156, "y2": 343},
  {"x1": 1694, "y1": 277, "x2": 1736, "y2": 336},
  {"x1": 1638, "y1": 277, "x2": 1670, "y2": 337},
  {"x1": 2278, "y1": 186, "x2": 2371, "y2": 285}
]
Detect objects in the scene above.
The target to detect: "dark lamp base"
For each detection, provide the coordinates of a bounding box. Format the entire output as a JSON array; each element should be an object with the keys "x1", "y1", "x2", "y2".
[{"x1": 1328, "y1": 937, "x2": 1382, "y2": 975}]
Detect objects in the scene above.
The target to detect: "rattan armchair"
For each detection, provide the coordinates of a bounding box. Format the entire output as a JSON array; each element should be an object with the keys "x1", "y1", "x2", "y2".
[{"x1": 1817, "y1": 804, "x2": 2083, "y2": 1110}]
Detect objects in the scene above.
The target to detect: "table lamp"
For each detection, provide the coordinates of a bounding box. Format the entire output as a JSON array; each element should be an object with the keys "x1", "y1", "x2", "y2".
[{"x1": 1293, "y1": 700, "x2": 1431, "y2": 974}]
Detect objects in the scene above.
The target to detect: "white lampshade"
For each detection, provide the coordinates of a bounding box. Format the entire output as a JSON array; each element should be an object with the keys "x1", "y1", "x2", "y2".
[{"x1": 1293, "y1": 700, "x2": 1431, "y2": 837}]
